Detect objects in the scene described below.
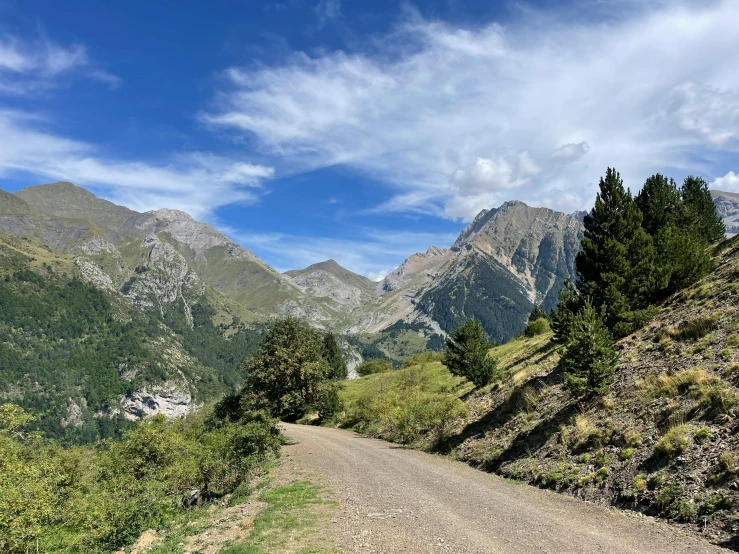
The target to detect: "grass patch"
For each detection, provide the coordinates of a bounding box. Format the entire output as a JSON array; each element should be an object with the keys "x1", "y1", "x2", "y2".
[
  {"x1": 639, "y1": 368, "x2": 739, "y2": 416},
  {"x1": 669, "y1": 316, "x2": 719, "y2": 342},
  {"x1": 339, "y1": 362, "x2": 470, "y2": 446},
  {"x1": 221, "y1": 481, "x2": 336, "y2": 554},
  {"x1": 655, "y1": 425, "x2": 693, "y2": 459}
]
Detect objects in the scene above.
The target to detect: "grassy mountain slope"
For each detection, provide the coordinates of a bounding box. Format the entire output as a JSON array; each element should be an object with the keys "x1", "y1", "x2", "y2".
[
  {"x1": 16, "y1": 181, "x2": 138, "y2": 232},
  {"x1": 339, "y1": 236, "x2": 739, "y2": 546},
  {"x1": 0, "y1": 231, "x2": 264, "y2": 442}
]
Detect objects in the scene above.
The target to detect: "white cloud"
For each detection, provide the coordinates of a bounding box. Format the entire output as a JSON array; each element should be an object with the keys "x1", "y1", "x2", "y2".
[
  {"x1": 667, "y1": 83, "x2": 739, "y2": 147},
  {"x1": 0, "y1": 35, "x2": 119, "y2": 93},
  {"x1": 552, "y1": 142, "x2": 590, "y2": 163},
  {"x1": 712, "y1": 171, "x2": 739, "y2": 193},
  {"x1": 205, "y1": 0, "x2": 739, "y2": 220},
  {"x1": 367, "y1": 269, "x2": 391, "y2": 282},
  {"x1": 0, "y1": 111, "x2": 273, "y2": 219}
]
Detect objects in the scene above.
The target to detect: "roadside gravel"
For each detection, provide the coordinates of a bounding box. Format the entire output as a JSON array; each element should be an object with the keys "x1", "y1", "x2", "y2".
[{"x1": 282, "y1": 423, "x2": 730, "y2": 554}]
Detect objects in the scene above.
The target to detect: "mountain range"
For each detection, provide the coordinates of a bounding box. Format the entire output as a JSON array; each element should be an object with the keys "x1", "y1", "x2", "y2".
[
  {"x1": 0, "y1": 182, "x2": 587, "y2": 340},
  {"x1": 1, "y1": 181, "x2": 737, "y2": 437}
]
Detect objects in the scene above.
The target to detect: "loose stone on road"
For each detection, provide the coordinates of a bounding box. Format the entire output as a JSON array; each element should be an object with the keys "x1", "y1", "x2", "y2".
[{"x1": 282, "y1": 423, "x2": 730, "y2": 554}]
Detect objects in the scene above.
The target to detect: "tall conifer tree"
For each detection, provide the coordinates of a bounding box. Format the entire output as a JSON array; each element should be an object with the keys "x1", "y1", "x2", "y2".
[
  {"x1": 576, "y1": 168, "x2": 655, "y2": 333},
  {"x1": 682, "y1": 176, "x2": 726, "y2": 243}
]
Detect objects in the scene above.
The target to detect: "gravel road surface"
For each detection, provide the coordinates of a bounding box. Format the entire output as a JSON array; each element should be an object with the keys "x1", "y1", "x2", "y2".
[{"x1": 282, "y1": 423, "x2": 730, "y2": 554}]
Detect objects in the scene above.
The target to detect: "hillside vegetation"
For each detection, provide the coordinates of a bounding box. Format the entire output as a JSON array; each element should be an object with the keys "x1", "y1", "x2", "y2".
[
  {"x1": 334, "y1": 169, "x2": 739, "y2": 547},
  {"x1": 0, "y1": 232, "x2": 264, "y2": 441},
  {"x1": 0, "y1": 403, "x2": 281, "y2": 554},
  {"x1": 336, "y1": 236, "x2": 739, "y2": 545}
]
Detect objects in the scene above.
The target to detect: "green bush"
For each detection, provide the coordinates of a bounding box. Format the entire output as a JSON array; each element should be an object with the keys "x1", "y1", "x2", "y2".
[
  {"x1": 525, "y1": 317, "x2": 550, "y2": 337},
  {"x1": 656, "y1": 481, "x2": 695, "y2": 522},
  {"x1": 0, "y1": 403, "x2": 280, "y2": 553},
  {"x1": 356, "y1": 358, "x2": 393, "y2": 376}
]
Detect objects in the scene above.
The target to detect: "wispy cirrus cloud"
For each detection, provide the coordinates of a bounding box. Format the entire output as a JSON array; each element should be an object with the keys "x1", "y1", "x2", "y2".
[
  {"x1": 0, "y1": 110, "x2": 274, "y2": 219},
  {"x1": 0, "y1": 34, "x2": 119, "y2": 93},
  {"x1": 204, "y1": 0, "x2": 739, "y2": 220}
]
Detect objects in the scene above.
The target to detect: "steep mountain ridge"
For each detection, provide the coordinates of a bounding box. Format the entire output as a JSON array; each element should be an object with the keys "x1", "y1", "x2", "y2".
[{"x1": 378, "y1": 201, "x2": 584, "y2": 342}]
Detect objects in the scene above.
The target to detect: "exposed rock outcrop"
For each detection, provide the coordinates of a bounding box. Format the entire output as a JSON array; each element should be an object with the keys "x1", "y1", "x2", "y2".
[
  {"x1": 124, "y1": 234, "x2": 198, "y2": 316},
  {"x1": 119, "y1": 383, "x2": 199, "y2": 420}
]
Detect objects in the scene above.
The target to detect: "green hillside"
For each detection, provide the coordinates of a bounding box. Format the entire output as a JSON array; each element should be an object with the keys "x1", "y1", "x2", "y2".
[
  {"x1": 0, "y1": 232, "x2": 263, "y2": 442},
  {"x1": 336, "y1": 236, "x2": 739, "y2": 545}
]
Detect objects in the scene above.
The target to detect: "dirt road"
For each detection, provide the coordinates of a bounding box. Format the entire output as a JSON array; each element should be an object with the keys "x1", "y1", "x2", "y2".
[{"x1": 281, "y1": 423, "x2": 730, "y2": 554}]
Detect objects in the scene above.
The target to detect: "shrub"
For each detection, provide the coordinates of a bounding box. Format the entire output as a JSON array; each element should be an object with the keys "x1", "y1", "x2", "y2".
[
  {"x1": 525, "y1": 317, "x2": 551, "y2": 337},
  {"x1": 698, "y1": 493, "x2": 732, "y2": 517},
  {"x1": 0, "y1": 403, "x2": 280, "y2": 553},
  {"x1": 656, "y1": 481, "x2": 695, "y2": 522},
  {"x1": 727, "y1": 334, "x2": 739, "y2": 348},
  {"x1": 561, "y1": 302, "x2": 620, "y2": 397},
  {"x1": 655, "y1": 425, "x2": 692, "y2": 459},
  {"x1": 444, "y1": 319, "x2": 498, "y2": 387},
  {"x1": 356, "y1": 358, "x2": 392, "y2": 376}
]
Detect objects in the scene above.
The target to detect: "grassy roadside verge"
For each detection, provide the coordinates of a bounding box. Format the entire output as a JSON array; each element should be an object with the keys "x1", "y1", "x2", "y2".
[{"x1": 145, "y1": 461, "x2": 337, "y2": 554}]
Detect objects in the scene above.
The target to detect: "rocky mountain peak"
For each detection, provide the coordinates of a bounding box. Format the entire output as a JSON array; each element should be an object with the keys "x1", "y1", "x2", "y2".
[{"x1": 149, "y1": 208, "x2": 196, "y2": 222}]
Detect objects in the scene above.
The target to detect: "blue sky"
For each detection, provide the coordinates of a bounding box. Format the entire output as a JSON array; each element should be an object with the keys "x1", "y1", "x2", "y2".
[{"x1": 0, "y1": 0, "x2": 738, "y2": 278}]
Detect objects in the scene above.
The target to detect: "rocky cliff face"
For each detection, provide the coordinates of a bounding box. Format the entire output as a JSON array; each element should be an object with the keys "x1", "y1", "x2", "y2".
[
  {"x1": 368, "y1": 202, "x2": 584, "y2": 342},
  {"x1": 711, "y1": 190, "x2": 739, "y2": 237}
]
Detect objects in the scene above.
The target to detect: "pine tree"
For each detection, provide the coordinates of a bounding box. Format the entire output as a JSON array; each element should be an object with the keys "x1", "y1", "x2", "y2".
[
  {"x1": 322, "y1": 332, "x2": 347, "y2": 381},
  {"x1": 444, "y1": 319, "x2": 497, "y2": 387},
  {"x1": 561, "y1": 301, "x2": 620, "y2": 397},
  {"x1": 636, "y1": 173, "x2": 711, "y2": 296},
  {"x1": 681, "y1": 176, "x2": 726, "y2": 243},
  {"x1": 528, "y1": 305, "x2": 546, "y2": 322},
  {"x1": 576, "y1": 168, "x2": 656, "y2": 334},
  {"x1": 549, "y1": 279, "x2": 581, "y2": 344},
  {"x1": 635, "y1": 174, "x2": 682, "y2": 237}
]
